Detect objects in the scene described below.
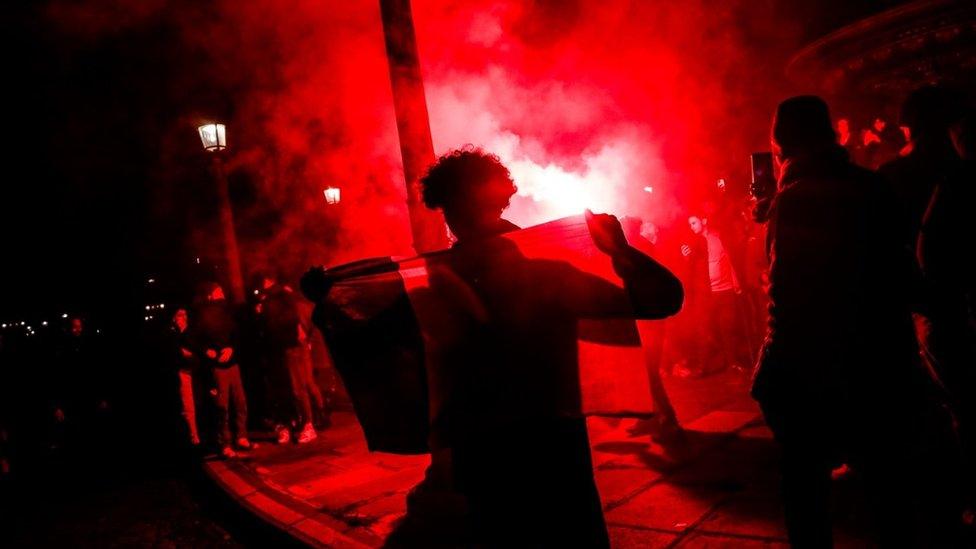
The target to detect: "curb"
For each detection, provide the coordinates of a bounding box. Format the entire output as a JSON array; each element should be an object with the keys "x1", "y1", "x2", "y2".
[{"x1": 203, "y1": 458, "x2": 380, "y2": 549}]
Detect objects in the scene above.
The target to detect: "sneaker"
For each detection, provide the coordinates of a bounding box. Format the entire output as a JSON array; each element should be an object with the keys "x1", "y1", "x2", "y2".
[
  {"x1": 276, "y1": 426, "x2": 291, "y2": 445},
  {"x1": 236, "y1": 437, "x2": 255, "y2": 450},
  {"x1": 221, "y1": 446, "x2": 238, "y2": 459},
  {"x1": 297, "y1": 423, "x2": 317, "y2": 444}
]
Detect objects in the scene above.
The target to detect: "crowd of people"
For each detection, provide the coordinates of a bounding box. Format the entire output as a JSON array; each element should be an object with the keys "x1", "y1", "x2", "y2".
[
  {"x1": 0, "y1": 272, "x2": 336, "y2": 475},
  {"x1": 2, "y1": 82, "x2": 972, "y2": 547},
  {"x1": 367, "y1": 85, "x2": 973, "y2": 547},
  {"x1": 164, "y1": 274, "x2": 333, "y2": 459}
]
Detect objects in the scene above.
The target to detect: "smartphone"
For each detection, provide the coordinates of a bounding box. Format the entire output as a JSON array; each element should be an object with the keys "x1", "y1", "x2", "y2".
[{"x1": 750, "y1": 152, "x2": 775, "y2": 199}]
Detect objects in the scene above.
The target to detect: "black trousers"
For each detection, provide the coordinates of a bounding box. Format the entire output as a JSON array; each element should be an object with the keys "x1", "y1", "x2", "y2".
[
  {"x1": 760, "y1": 392, "x2": 960, "y2": 548},
  {"x1": 452, "y1": 417, "x2": 609, "y2": 548}
]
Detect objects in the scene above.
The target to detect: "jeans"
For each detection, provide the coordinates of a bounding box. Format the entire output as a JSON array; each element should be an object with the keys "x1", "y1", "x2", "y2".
[
  {"x1": 178, "y1": 370, "x2": 200, "y2": 444},
  {"x1": 284, "y1": 346, "x2": 324, "y2": 426},
  {"x1": 214, "y1": 365, "x2": 248, "y2": 447}
]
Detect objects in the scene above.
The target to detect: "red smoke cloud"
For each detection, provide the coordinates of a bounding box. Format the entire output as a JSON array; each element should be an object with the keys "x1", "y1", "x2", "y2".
[{"x1": 46, "y1": 0, "x2": 802, "y2": 279}]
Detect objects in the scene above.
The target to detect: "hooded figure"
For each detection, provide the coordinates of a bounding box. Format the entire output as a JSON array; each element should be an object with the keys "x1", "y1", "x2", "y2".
[{"x1": 754, "y1": 96, "x2": 959, "y2": 547}]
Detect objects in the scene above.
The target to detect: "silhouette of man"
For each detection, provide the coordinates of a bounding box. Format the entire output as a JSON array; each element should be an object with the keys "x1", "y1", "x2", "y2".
[
  {"x1": 194, "y1": 282, "x2": 252, "y2": 459},
  {"x1": 880, "y1": 86, "x2": 966, "y2": 249},
  {"x1": 417, "y1": 148, "x2": 683, "y2": 547},
  {"x1": 754, "y1": 96, "x2": 959, "y2": 547}
]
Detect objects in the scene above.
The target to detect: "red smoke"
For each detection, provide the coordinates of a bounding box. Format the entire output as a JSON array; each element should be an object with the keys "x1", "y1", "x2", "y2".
[{"x1": 46, "y1": 0, "x2": 802, "y2": 278}]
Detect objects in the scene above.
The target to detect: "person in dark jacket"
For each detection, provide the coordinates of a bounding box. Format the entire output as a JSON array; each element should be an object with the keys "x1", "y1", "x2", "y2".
[
  {"x1": 194, "y1": 282, "x2": 251, "y2": 459},
  {"x1": 256, "y1": 274, "x2": 325, "y2": 445},
  {"x1": 168, "y1": 308, "x2": 201, "y2": 446},
  {"x1": 414, "y1": 148, "x2": 683, "y2": 548},
  {"x1": 916, "y1": 109, "x2": 976, "y2": 510},
  {"x1": 879, "y1": 86, "x2": 966, "y2": 249},
  {"x1": 754, "y1": 96, "x2": 960, "y2": 547},
  {"x1": 50, "y1": 317, "x2": 110, "y2": 449}
]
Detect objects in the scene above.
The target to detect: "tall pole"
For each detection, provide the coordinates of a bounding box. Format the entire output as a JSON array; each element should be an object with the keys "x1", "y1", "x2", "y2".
[
  {"x1": 211, "y1": 155, "x2": 246, "y2": 303},
  {"x1": 379, "y1": 0, "x2": 448, "y2": 254}
]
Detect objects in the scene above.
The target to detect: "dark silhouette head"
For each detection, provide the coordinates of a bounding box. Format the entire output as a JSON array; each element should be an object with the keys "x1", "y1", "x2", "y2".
[
  {"x1": 420, "y1": 147, "x2": 517, "y2": 241},
  {"x1": 900, "y1": 85, "x2": 964, "y2": 144},
  {"x1": 772, "y1": 96, "x2": 836, "y2": 160},
  {"x1": 70, "y1": 317, "x2": 83, "y2": 337}
]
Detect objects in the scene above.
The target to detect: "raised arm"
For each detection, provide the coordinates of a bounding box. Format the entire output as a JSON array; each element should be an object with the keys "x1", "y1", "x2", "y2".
[{"x1": 561, "y1": 210, "x2": 684, "y2": 319}]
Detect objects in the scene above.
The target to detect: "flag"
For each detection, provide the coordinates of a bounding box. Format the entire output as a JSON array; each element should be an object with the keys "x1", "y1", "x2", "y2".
[{"x1": 307, "y1": 215, "x2": 658, "y2": 454}]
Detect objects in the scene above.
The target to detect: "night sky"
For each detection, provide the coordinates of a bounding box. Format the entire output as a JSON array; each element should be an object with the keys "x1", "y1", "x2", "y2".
[{"x1": 1, "y1": 0, "x2": 910, "y2": 321}]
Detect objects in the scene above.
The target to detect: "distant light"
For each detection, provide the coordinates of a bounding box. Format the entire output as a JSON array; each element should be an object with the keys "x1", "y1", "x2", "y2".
[
  {"x1": 643, "y1": 186, "x2": 654, "y2": 194},
  {"x1": 96, "y1": 329, "x2": 100, "y2": 334},
  {"x1": 159, "y1": 303, "x2": 165, "y2": 309},
  {"x1": 62, "y1": 313, "x2": 68, "y2": 319},
  {"x1": 144, "y1": 316, "x2": 150, "y2": 321},
  {"x1": 195, "y1": 257, "x2": 201, "y2": 264},
  {"x1": 147, "y1": 278, "x2": 155, "y2": 284},
  {"x1": 197, "y1": 123, "x2": 227, "y2": 152},
  {"x1": 1, "y1": 324, "x2": 6, "y2": 329},
  {"x1": 145, "y1": 305, "x2": 151, "y2": 311},
  {"x1": 323, "y1": 187, "x2": 341, "y2": 205},
  {"x1": 253, "y1": 289, "x2": 260, "y2": 295},
  {"x1": 41, "y1": 321, "x2": 48, "y2": 326},
  {"x1": 20, "y1": 322, "x2": 25, "y2": 326}
]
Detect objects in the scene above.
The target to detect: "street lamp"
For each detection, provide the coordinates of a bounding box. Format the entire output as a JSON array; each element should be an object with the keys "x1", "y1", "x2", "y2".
[
  {"x1": 197, "y1": 123, "x2": 227, "y2": 152},
  {"x1": 196, "y1": 120, "x2": 244, "y2": 303},
  {"x1": 323, "y1": 186, "x2": 341, "y2": 205}
]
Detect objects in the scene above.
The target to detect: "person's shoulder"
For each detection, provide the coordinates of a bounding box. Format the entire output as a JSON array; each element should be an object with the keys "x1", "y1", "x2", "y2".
[{"x1": 877, "y1": 153, "x2": 919, "y2": 181}]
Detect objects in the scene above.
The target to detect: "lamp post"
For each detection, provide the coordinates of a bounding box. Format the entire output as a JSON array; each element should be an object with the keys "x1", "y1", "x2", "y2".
[
  {"x1": 380, "y1": 0, "x2": 448, "y2": 254},
  {"x1": 323, "y1": 186, "x2": 341, "y2": 205},
  {"x1": 197, "y1": 122, "x2": 245, "y2": 304}
]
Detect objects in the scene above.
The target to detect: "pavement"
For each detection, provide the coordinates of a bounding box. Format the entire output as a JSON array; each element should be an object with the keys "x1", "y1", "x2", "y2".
[{"x1": 204, "y1": 370, "x2": 873, "y2": 548}]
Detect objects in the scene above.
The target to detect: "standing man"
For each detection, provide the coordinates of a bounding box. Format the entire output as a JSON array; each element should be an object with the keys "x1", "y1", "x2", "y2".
[
  {"x1": 688, "y1": 214, "x2": 751, "y2": 373},
  {"x1": 621, "y1": 217, "x2": 682, "y2": 442},
  {"x1": 257, "y1": 274, "x2": 324, "y2": 444},
  {"x1": 754, "y1": 96, "x2": 958, "y2": 547},
  {"x1": 194, "y1": 282, "x2": 251, "y2": 459},
  {"x1": 51, "y1": 317, "x2": 109, "y2": 449},
  {"x1": 168, "y1": 308, "x2": 200, "y2": 446},
  {"x1": 415, "y1": 148, "x2": 683, "y2": 547}
]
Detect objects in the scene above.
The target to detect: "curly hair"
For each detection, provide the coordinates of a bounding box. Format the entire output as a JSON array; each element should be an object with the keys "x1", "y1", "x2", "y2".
[{"x1": 420, "y1": 146, "x2": 517, "y2": 212}]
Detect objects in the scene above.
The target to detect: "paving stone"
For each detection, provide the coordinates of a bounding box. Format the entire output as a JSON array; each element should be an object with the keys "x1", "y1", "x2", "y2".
[
  {"x1": 207, "y1": 462, "x2": 257, "y2": 497},
  {"x1": 697, "y1": 495, "x2": 788, "y2": 540},
  {"x1": 685, "y1": 411, "x2": 759, "y2": 434},
  {"x1": 605, "y1": 481, "x2": 726, "y2": 531},
  {"x1": 349, "y1": 491, "x2": 409, "y2": 519},
  {"x1": 290, "y1": 516, "x2": 376, "y2": 549},
  {"x1": 668, "y1": 437, "x2": 779, "y2": 490},
  {"x1": 595, "y1": 466, "x2": 663, "y2": 506},
  {"x1": 244, "y1": 491, "x2": 307, "y2": 526},
  {"x1": 737, "y1": 424, "x2": 774, "y2": 440},
  {"x1": 307, "y1": 466, "x2": 426, "y2": 510},
  {"x1": 674, "y1": 531, "x2": 789, "y2": 548},
  {"x1": 608, "y1": 526, "x2": 677, "y2": 549}
]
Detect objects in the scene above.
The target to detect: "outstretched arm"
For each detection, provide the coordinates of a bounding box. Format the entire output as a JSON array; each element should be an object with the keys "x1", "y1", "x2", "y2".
[{"x1": 563, "y1": 210, "x2": 684, "y2": 319}]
